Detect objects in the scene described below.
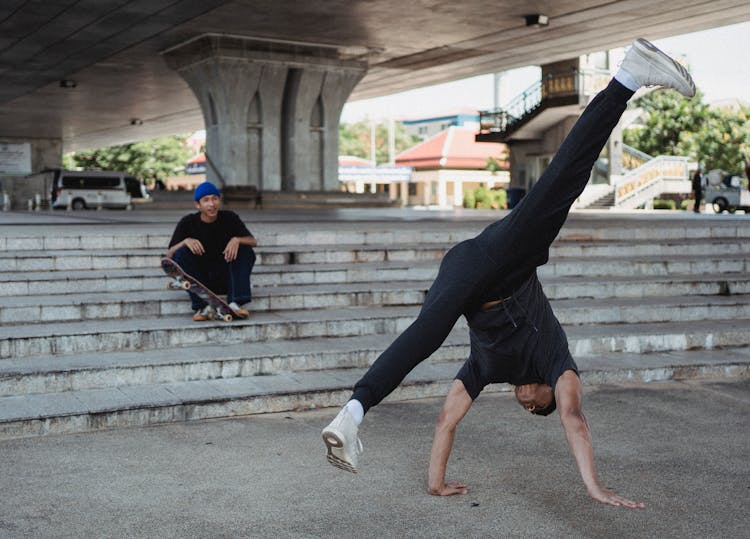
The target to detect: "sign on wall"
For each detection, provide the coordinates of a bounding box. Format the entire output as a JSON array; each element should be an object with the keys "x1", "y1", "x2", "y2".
[{"x1": 0, "y1": 142, "x2": 32, "y2": 175}]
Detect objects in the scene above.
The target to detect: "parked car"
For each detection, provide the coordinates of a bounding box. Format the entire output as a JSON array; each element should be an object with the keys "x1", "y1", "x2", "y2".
[
  {"x1": 704, "y1": 169, "x2": 750, "y2": 213},
  {"x1": 50, "y1": 169, "x2": 146, "y2": 209}
]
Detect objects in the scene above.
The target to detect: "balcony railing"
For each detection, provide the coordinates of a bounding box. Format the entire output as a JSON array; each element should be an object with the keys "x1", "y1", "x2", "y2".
[{"x1": 478, "y1": 68, "x2": 611, "y2": 138}]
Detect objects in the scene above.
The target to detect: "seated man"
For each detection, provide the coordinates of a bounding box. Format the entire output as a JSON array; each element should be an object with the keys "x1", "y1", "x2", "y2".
[
  {"x1": 167, "y1": 181, "x2": 257, "y2": 320},
  {"x1": 322, "y1": 38, "x2": 695, "y2": 508}
]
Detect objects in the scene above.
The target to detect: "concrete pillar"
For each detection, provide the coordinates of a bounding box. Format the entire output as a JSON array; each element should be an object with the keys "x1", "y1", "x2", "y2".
[
  {"x1": 454, "y1": 180, "x2": 463, "y2": 207},
  {"x1": 164, "y1": 36, "x2": 366, "y2": 193},
  {"x1": 607, "y1": 122, "x2": 624, "y2": 184},
  {"x1": 0, "y1": 137, "x2": 62, "y2": 209},
  {"x1": 437, "y1": 180, "x2": 447, "y2": 207}
]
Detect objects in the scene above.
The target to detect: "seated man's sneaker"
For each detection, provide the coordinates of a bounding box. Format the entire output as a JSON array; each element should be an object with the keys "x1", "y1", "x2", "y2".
[
  {"x1": 193, "y1": 305, "x2": 216, "y2": 321},
  {"x1": 622, "y1": 38, "x2": 696, "y2": 97},
  {"x1": 228, "y1": 301, "x2": 250, "y2": 319},
  {"x1": 321, "y1": 407, "x2": 363, "y2": 473}
]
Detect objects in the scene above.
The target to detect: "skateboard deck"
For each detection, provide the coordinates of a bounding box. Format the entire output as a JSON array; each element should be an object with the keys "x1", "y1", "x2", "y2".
[{"x1": 161, "y1": 257, "x2": 243, "y2": 322}]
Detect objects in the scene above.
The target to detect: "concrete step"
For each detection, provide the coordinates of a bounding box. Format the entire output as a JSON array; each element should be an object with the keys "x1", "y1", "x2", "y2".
[
  {"x1": 2, "y1": 274, "x2": 749, "y2": 324},
  {"x1": 1, "y1": 236, "x2": 748, "y2": 272},
  {"x1": 0, "y1": 346, "x2": 747, "y2": 440},
  {"x1": 0, "y1": 333, "x2": 466, "y2": 396},
  {"x1": 1, "y1": 298, "x2": 748, "y2": 360},
  {"x1": 0, "y1": 281, "x2": 428, "y2": 323},
  {"x1": 2, "y1": 316, "x2": 749, "y2": 397},
  {"x1": 1, "y1": 217, "x2": 747, "y2": 252},
  {"x1": 2, "y1": 254, "x2": 747, "y2": 297}
]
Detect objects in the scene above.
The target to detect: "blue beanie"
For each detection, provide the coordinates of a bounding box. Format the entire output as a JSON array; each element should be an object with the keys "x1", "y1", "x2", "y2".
[{"x1": 194, "y1": 181, "x2": 221, "y2": 201}]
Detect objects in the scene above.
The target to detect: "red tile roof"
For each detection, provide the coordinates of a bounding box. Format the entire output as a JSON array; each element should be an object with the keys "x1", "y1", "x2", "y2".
[{"x1": 395, "y1": 127, "x2": 508, "y2": 170}]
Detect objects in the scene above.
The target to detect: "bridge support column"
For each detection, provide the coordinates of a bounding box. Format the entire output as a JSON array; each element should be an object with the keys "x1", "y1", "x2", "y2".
[
  {"x1": 0, "y1": 137, "x2": 61, "y2": 210},
  {"x1": 164, "y1": 36, "x2": 366, "y2": 192}
]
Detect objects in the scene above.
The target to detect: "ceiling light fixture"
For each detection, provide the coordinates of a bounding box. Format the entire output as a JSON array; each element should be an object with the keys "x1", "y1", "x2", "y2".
[{"x1": 525, "y1": 14, "x2": 549, "y2": 27}]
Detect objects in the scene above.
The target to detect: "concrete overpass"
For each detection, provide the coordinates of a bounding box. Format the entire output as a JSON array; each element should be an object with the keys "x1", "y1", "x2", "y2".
[{"x1": 1, "y1": 0, "x2": 749, "y2": 203}]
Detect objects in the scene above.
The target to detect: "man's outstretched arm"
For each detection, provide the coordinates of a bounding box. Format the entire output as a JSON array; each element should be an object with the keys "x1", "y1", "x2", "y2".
[
  {"x1": 555, "y1": 370, "x2": 645, "y2": 509},
  {"x1": 427, "y1": 379, "x2": 473, "y2": 496}
]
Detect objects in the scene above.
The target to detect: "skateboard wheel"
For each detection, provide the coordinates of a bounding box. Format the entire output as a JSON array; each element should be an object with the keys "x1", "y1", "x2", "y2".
[
  {"x1": 180, "y1": 280, "x2": 191, "y2": 290},
  {"x1": 222, "y1": 314, "x2": 232, "y2": 322}
]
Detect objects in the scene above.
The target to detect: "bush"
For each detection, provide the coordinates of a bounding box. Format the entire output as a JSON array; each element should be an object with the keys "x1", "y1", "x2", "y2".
[
  {"x1": 466, "y1": 186, "x2": 507, "y2": 209},
  {"x1": 679, "y1": 199, "x2": 692, "y2": 211},
  {"x1": 653, "y1": 199, "x2": 676, "y2": 210},
  {"x1": 491, "y1": 188, "x2": 507, "y2": 209},
  {"x1": 463, "y1": 190, "x2": 476, "y2": 208}
]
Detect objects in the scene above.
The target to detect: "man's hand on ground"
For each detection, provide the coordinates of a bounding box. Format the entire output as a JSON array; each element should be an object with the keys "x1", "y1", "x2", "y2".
[
  {"x1": 587, "y1": 484, "x2": 645, "y2": 509},
  {"x1": 428, "y1": 481, "x2": 468, "y2": 496}
]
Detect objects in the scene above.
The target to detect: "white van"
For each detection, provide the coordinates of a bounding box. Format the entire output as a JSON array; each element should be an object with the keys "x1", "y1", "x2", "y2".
[
  {"x1": 704, "y1": 170, "x2": 750, "y2": 213},
  {"x1": 50, "y1": 169, "x2": 144, "y2": 209}
]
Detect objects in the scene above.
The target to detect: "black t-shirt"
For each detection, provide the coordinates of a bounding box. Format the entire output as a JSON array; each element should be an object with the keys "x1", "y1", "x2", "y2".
[
  {"x1": 169, "y1": 210, "x2": 252, "y2": 263},
  {"x1": 456, "y1": 273, "x2": 578, "y2": 400}
]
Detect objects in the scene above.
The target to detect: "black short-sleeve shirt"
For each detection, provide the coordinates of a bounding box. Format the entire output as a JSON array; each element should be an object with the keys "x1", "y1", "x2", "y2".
[
  {"x1": 169, "y1": 210, "x2": 252, "y2": 263},
  {"x1": 456, "y1": 273, "x2": 578, "y2": 400}
]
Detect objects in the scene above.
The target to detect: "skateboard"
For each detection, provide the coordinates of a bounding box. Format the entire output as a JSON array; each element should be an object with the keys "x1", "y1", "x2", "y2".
[{"x1": 161, "y1": 257, "x2": 243, "y2": 322}]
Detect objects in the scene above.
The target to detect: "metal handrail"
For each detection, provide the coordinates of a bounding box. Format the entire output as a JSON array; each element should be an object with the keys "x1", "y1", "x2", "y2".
[{"x1": 478, "y1": 68, "x2": 611, "y2": 137}]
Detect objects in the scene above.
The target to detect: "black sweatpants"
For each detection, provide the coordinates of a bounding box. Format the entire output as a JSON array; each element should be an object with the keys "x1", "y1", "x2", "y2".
[{"x1": 351, "y1": 79, "x2": 634, "y2": 413}]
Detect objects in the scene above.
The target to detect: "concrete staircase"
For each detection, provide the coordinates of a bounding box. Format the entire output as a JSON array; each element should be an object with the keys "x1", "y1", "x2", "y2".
[{"x1": 1, "y1": 214, "x2": 749, "y2": 439}]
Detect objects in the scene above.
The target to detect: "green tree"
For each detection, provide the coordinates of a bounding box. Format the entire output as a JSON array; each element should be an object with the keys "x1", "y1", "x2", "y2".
[
  {"x1": 623, "y1": 88, "x2": 750, "y2": 173},
  {"x1": 623, "y1": 89, "x2": 710, "y2": 157},
  {"x1": 64, "y1": 136, "x2": 193, "y2": 185},
  {"x1": 689, "y1": 106, "x2": 750, "y2": 172},
  {"x1": 339, "y1": 120, "x2": 421, "y2": 164}
]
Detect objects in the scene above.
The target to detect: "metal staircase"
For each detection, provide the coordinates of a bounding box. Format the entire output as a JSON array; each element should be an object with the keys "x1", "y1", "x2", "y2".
[{"x1": 477, "y1": 69, "x2": 610, "y2": 142}]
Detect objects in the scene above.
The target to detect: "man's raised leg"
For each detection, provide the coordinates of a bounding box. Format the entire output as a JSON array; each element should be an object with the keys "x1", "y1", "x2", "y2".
[{"x1": 476, "y1": 37, "x2": 695, "y2": 274}]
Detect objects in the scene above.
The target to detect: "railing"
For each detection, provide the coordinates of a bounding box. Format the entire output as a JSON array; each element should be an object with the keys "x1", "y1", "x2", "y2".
[
  {"x1": 622, "y1": 144, "x2": 653, "y2": 171},
  {"x1": 614, "y1": 156, "x2": 690, "y2": 208},
  {"x1": 478, "y1": 69, "x2": 611, "y2": 137}
]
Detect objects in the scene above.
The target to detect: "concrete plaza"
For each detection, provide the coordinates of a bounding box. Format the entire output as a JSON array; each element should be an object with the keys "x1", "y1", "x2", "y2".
[{"x1": 0, "y1": 378, "x2": 747, "y2": 538}]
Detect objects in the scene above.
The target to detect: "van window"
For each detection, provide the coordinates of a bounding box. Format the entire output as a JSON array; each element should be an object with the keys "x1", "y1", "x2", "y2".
[{"x1": 61, "y1": 176, "x2": 121, "y2": 189}]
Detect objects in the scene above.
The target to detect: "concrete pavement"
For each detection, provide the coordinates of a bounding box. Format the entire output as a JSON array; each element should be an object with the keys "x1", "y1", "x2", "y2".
[{"x1": 0, "y1": 378, "x2": 747, "y2": 538}]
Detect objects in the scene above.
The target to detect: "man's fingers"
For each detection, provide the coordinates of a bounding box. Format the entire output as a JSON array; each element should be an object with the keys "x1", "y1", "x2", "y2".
[
  {"x1": 428, "y1": 482, "x2": 469, "y2": 496},
  {"x1": 224, "y1": 247, "x2": 237, "y2": 261},
  {"x1": 187, "y1": 239, "x2": 204, "y2": 254},
  {"x1": 443, "y1": 483, "x2": 468, "y2": 495},
  {"x1": 600, "y1": 493, "x2": 645, "y2": 509}
]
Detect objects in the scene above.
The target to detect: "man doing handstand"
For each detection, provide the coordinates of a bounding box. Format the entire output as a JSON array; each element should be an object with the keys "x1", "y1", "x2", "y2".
[{"x1": 321, "y1": 38, "x2": 695, "y2": 508}]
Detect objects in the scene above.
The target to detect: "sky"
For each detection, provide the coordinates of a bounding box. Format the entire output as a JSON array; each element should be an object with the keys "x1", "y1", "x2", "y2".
[{"x1": 340, "y1": 21, "x2": 750, "y2": 123}]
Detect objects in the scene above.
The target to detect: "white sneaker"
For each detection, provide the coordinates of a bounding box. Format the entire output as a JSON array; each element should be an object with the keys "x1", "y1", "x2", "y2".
[
  {"x1": 621, "y1": 38, "x2": 696, "y2": 97},
  {"x1": 192, "y1": 305, "x2": 216, "y2": 321},
  {"x1": 321, "y1": 407, "x2": 363, "y2": 473},
  {"x1": 228, "y1": 301, "x2": 249, "y2": 318}
]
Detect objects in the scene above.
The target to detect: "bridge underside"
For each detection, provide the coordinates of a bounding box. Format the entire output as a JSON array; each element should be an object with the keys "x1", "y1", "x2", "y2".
[
  {"x1": 0, "y1": 1, "x2": 748, "y2": 203},
  {"x1": 1, "y1": 1, "x2": 748, "y2": 151}
]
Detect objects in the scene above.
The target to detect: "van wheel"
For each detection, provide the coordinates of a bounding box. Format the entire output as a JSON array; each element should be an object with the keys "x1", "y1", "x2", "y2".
[
  {"x1": 712, "y1": 197, "x2": 728, "y2": 213},
  {"x1": 72, "y1": 198, "x2": 86, "y2": 210}
]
